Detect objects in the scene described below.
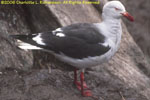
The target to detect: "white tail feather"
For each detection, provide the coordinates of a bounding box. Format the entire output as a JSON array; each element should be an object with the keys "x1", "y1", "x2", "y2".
[{"x1": 17, "y1": 40, "x2": 42, "y2": 50}]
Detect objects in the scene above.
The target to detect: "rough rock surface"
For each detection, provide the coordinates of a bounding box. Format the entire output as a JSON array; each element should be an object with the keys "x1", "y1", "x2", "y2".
[
  {"x1": 120, "y1": 0, "x2": 150, "y2": 63},
  {"x1": 0, "y1": 5, "x2": 33, "y2": 71},
  {"x1": 0, "y1": 0, "x2": 150, "y2": 100}
]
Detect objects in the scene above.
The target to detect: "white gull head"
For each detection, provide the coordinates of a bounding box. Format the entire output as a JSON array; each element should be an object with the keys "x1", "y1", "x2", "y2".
[{"x1": 102, "y1": 1, "x2": 134, "y2": 22}]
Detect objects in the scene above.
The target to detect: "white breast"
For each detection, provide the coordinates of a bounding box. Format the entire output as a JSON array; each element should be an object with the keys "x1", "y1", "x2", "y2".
[{"x1": 53, "y1": 43, "x2": 117, "y2": 69}]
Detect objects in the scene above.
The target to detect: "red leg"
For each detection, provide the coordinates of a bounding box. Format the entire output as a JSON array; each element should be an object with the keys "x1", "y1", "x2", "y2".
[
  {"x1": 80, "y1": 71, "x2": 92, "y2": 97},
  {"x1": 74, "y1": 69, "x2": 77, "y2": 83},
  {"x1": 74, "y1": 69, "x2": 88, "y2": 90}
]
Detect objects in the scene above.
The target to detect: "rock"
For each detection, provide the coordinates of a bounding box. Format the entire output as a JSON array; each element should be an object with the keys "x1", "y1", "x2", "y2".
[
  {"x1": 116, "y1": 0, "x2": 150, "y2": 63},
  {"x1": 0, "y1": 0, "x2": 150, "y2": 100},
  {"x1": 0, "y1": 5, "x2": 33, "y2": 71}
]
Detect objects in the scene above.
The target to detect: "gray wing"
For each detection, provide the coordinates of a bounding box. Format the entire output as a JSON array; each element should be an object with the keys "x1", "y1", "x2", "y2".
[
  {"x1": 11, "y1": 23, "x2": 111, "y2": 59},
  {"x1": 40, "y1": 23, "x2": 111, "y2": 59}
]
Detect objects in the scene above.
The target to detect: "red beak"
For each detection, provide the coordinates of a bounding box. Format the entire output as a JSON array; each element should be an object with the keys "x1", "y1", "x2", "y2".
[{"x1": 121, "y1": 12, "x2": 134, "y2": 22}]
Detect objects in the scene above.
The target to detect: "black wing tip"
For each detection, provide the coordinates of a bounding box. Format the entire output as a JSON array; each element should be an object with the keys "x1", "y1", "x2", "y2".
[
  {"x1": 9, "y1": 35, "x2": 20, "y2": 39},
  {"x1": 9, "y1": 34, "x2": 34, "y2": 40}
]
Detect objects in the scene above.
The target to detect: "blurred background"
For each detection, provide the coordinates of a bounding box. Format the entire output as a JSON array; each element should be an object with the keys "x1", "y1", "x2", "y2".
[{"x1": 120, "y1": 0, "x2": 150, "y2": 62}]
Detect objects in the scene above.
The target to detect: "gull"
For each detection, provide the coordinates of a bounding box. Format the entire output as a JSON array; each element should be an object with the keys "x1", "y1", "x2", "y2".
[{"x1": 10, "y1": 1, "x2": 134, "y2": 97}]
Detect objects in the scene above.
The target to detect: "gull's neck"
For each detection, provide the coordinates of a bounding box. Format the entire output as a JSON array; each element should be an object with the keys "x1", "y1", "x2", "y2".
[
  {"x1": 100, "y1": 16, "x2": 122, "y2": 49},
  {"x1": 102, "y1": 18, "x2": 122, "y2": 37}
]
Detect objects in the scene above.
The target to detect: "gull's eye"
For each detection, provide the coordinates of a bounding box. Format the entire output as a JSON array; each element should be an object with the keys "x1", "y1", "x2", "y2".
[{"x1": 115, "y1": 7, "x2": 121, "y2": 11}]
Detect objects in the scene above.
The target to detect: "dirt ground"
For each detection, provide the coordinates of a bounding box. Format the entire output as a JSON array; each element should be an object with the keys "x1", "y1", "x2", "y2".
[{"x1": 0, "y1": 67, "x2": 148, "y2": 100}]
